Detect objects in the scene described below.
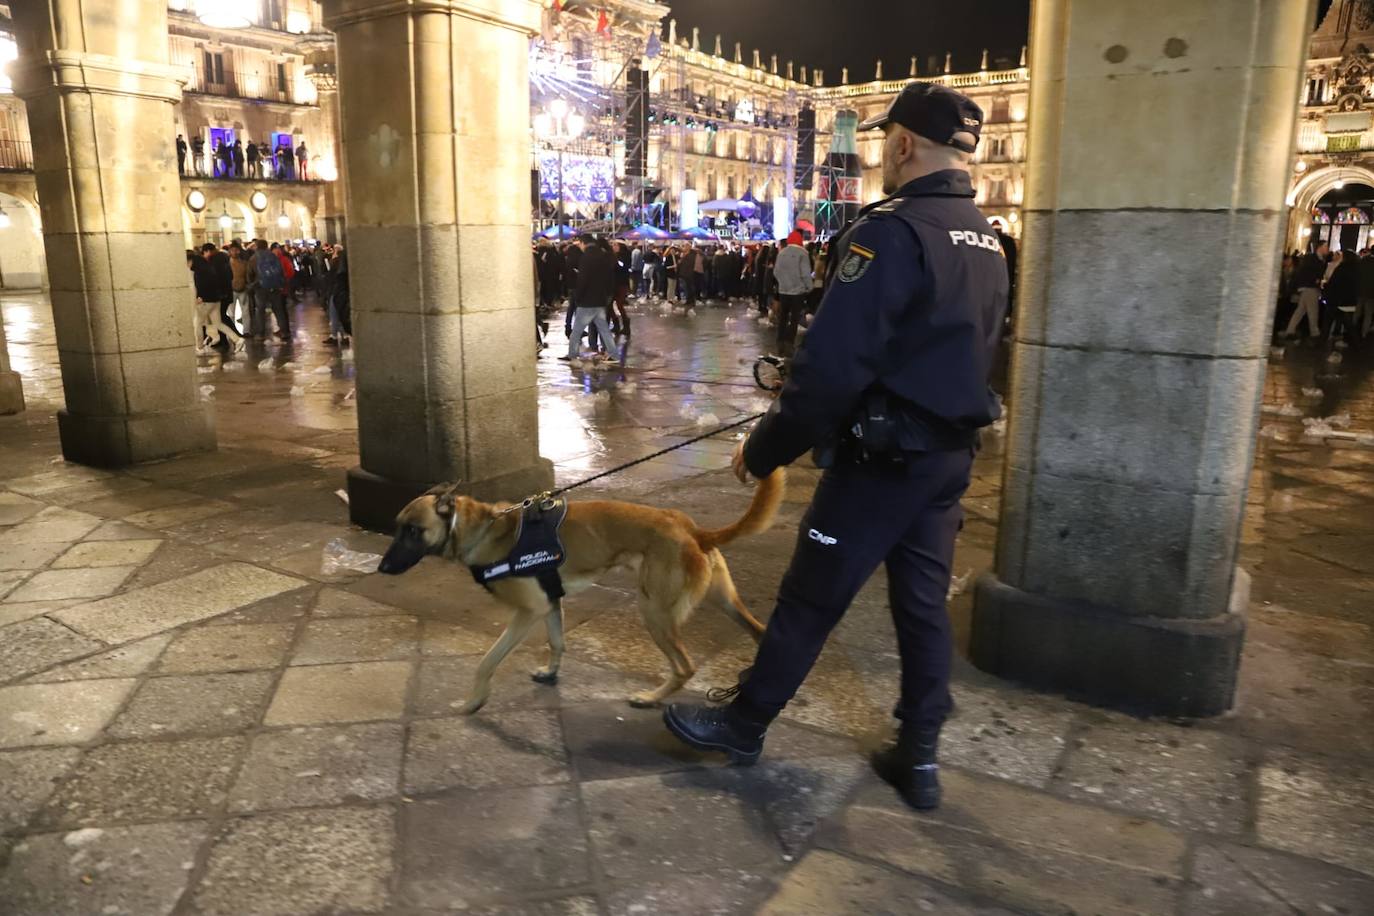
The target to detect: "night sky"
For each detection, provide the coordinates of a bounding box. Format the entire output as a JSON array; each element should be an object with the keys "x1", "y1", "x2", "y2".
[
  {"x1": 662, "y1": 1, "x2": 1336, "y2": 83},
  {"x1": 661, "y1": 0, "x2": 1031, "y2": 81}
]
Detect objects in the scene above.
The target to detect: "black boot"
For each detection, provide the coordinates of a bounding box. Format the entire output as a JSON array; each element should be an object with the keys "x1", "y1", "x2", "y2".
[
  {"x1": 662, "y1": 702, "x2": 768, "y2": 765},
  {"x1": 871, "y1": 728, "x2": 941, "y2": 810}
]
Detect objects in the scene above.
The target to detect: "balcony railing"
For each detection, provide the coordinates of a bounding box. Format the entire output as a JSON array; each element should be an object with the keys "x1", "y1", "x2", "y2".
[
  {"x1": 0, "y1": 139, "x2": 33, "y2": 171},
  {"x1": 184, "y1": 64, "x2": 300, "y2": 105}
]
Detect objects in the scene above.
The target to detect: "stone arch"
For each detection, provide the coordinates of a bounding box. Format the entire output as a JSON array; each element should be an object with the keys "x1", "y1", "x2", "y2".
[
  {"x1": 0, "y1": 189, "x2": 46, "y2": 289},
  {"x1": 1286, "y1": 163, "x2": 1374, "y2": 250},
  {"x1": 184, "y1": 195, "x2": 258, "y2": 249}
]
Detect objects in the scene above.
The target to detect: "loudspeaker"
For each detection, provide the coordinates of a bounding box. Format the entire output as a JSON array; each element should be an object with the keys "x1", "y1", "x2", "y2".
[
  {"x1": 794, "y1": 106, "x2": 816, "y2": 191},
  {"x1": 625, "y1": 66, "x2": 649, "y2": 179}
]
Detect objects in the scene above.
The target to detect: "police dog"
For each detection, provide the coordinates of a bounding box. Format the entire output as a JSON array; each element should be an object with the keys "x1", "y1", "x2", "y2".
[{"x1": 378, "y1": 470, "x2": 785, "y2": 714}]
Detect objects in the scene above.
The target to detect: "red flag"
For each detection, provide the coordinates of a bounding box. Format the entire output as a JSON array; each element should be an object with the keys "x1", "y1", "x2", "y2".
[{"x1": 596, "y1": 9, "x2": 609, "y2": 35}]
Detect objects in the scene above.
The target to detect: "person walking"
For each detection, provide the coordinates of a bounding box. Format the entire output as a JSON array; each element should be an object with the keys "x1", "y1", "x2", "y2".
[
  {"x1": 665, "y1": 245, "x2": 679, "y2": 301},
  {"x1": 1285, "y1": 242, "x2": 1327, "y2": 339},
  {"x1": 561, "y1": 236, "x2": 622, "y2": 363},
  {"x1": 227, "y1": 240, "x2": 250, "y2": 334},
  {"x1": 249, "y1": 239, "x2": 291, "y2": 341},
  {"x1": 1357, "y1": 248, "x2": 1374, "y2": 341},
  {"x1": 663, "y1": 83, "x2": 1008, "y2": 813},
  {"x1": 188, "y1": 249, "x2": 244, "y2": 353},
  {"x1": 772, "y1": 230, "x2": 813, "y2": 356},
  {"x1": 1326, "y1": 249, "x2": 1360, "y2": 347},
  {"x1": 176, "y1": 134, "x2": 188, "y2": 176},
  {"x1": 201, "y1": 243, "x2": 235, "y2": 347}
]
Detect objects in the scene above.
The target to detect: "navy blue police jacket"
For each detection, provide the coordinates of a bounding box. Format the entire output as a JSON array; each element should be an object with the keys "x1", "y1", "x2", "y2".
[{"x1": 744, "y1": 169, "x2": 1009, "y2": 478}]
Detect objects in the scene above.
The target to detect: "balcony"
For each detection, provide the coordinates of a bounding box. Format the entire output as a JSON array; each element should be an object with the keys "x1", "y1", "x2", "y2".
[
  {"x1": 184, "y1": 64, "x2": 304, "y2": 105},
  {"x1": 0, "y1": 139, "x2": 32, "y2": 171}
]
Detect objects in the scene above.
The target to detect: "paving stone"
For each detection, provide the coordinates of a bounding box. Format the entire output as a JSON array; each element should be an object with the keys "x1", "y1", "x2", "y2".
[
  {"x1": 0, "y1": 599, "x2": 75, "y2": 628},
  {"x1": 759, "y1": 849, "x2": 1014, "y2": 915},
  {"x1": 0, "y1": 569, "x2": 29, "y2": 599},
  {"x1": 412, "y1": 654, "x2": 656, "y2": 718},
  {"x1": 190, "y1": 806, "x2": 393, "y2": 916},
  {"x1": 312, "y1": 586, "x2": 407, "y2": 618},
  {"x1": 719, "y1": 756, "x2": 868, "y2": 856},
  {"x1": 404, "y1": 710, "x2": 570, "y2": 793},
  {"x1": 82, "y1": 519, "x2": 159, "y2": 541},
  {"x1": 157, "y1": 622, "x2": 294, "y2": 674},
  {"x1": 122, "y1": 500, "x2": 238, "y2": 531},
  {"x1": 462, "y1": 898, "x2": 601, "y2": 916},
  {"x1": 264, "y1": 660, "x2": 412, "y2": 726},
  {"x1": 606, "y1": 867, "x2": 783, "y2": 916},
  {"x1": 5, "y1": 565, "x2": 137, "y2": 602},
  {"x1": 108, "y1": 671, "x2": 276, "y2": 739},
  {"x1": 0, "y1": 747, "x2": 81, "y2": 833},
  {"x1": 228, "y1": 722, "x2": 403, "y2": 813},
  {"x1": 115, "y1": 541, "x2": 228, "y2": 591},
  {"x1": 826, "y1": 789, "x2": 1183, "y2": 915},
  {"x1": 25, "y1": 634, "x2": 173, "y2": 683},
  {"x1": 52, "y1": 562, "x2": 305, "y2": 644},
  {"x1": 1051, "y1": 714, "x2": 1252, "y2": 833},
  {"x1": 0, "y1": 491, "x2": 44, "y2": 525},
  {"x1": 0, "y1": 678, "x2": 136, "y2": 748},
  {"x1": 0, "y1": 616, "x2": 105, "y2": 681},
  {"x1": 206, "y1": 584, "x2": 319, "y2": 626},
  {"x1": 0, "y1": 540, "x2": 67, "y2": 571},
  {"x1": 562, "y1": 702, "x2": 713, "y2": 781},
  {"x1": 421, "y1": 618, "x2": 507, "y2": 655},
  {"x1": 1184, "y1": 841, "x2": 1374, "y2": 915},
  {"x1": 1257, "y1": 748, "x2": 1374, "y2": 877},
  {"x1": 51, "y1": 538, "x2": 163, "y2": 569},
  {"x1": 291, "y1": 615, "x2": 420, "y2": 665},
  {"x1": 582, "y1": 771, "x2": 786, "y2": 883},
  {"x1": 0, "y1": 506, "x2": 103, "y2": 544},
  {"x1": 4, "y1": 469, "x2": 115, "y2": 497},
  {"x1": 940, "y1": 678, "x2": 1076, "y2": 788},
  {"x1": 399, "y1": 785, "x2": 589, "y2": 907},
  {"x1": 0, "y1": 820, "x2": 209, "y2": 916},
  {"x1": 36, "y1": 736, "x2": 245, "y2": 828}
]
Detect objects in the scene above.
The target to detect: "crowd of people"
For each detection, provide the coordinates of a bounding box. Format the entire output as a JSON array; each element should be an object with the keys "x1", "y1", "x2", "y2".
[
  {"x1": 187, "y1": 238, "x2": 350, "y2": 354},
  {"x1": 533, "y1": 233, "x2": 829, "y2": 360},
  {"x1": 175, "y1": 134, "x2": 311, "y2": 181},
  {"x1": 1279, "y1": 241, "x2": 1374, "y2": 345}
]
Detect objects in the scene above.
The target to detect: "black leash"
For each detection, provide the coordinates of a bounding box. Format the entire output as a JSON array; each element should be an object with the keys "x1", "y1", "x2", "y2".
[{"x1": 549, "y1": 411, "x2": 765, "y2": 499}]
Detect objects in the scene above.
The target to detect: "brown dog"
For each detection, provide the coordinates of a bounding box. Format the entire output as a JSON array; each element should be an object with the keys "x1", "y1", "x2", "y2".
[{"x1": 378, "y1": 470, "x2": 785, "y2": 713}]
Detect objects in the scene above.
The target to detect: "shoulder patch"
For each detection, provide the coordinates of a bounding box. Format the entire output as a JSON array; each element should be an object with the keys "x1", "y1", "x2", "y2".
[{"x1": 838, "y1": 244, "x2": 875, "y2": 283}]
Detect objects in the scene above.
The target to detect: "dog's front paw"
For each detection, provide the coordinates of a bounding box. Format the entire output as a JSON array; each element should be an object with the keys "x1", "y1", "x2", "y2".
[
  {"x1": 531, "y1": 667, "x2": 559, "y2": 685},
  {"x1": 452, "y1": 697, "x2": 487, "y2": 715},
  {"x1": 627, "y1": 693, "x2": 661, "y2": 708}
]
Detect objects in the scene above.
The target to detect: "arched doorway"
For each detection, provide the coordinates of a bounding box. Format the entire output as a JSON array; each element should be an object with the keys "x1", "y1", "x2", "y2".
[
  {"x1": 1286, "y1": 164, "x2": 1374, "y2": 251},
  {"x1": 1307, "y1": 182, "x2": 1374, "y2": 253},
  {"x1": 0, "y1": 191, "x2": 45, "y2": 289}
]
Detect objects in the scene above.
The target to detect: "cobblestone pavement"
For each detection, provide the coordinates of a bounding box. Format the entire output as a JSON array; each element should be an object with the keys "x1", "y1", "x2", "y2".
[{"x1": 1, "y1": 290, "x2": 1372, "y2": 915}]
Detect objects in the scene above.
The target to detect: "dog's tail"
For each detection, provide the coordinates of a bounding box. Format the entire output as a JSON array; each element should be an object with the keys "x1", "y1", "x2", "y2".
[{"x1": 694, "y1": 469, "x2": 786, "y2": 550}]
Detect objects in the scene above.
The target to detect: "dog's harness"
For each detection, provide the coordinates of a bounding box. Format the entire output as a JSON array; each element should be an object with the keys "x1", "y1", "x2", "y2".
[{"x1": 465, "y1": 494, "x2": 569, "y2": 603}]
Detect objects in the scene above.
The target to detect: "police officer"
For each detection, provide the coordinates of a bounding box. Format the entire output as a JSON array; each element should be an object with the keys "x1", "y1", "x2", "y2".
[{"x1": 662, "y1": 82, "x2": 1008, "y2": 811}]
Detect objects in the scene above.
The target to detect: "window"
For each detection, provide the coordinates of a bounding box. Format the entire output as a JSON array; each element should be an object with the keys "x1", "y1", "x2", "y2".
[
  {"x1": 277, "y1": 62, "x2": 288, "y2": 91},
  {"x1": 990, "y1": 97, "x2": 1010, "y2": 122},
  {"x1": 203, "y1": 50, "x2": 225, "y2": 84},
  {"x1": 985, "y1": 136, "x2": 1008, "y2": 160}
]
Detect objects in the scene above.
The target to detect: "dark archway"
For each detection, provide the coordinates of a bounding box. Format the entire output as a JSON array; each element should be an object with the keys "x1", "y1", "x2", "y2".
[{"x1": 1310, "y1": 182, "x2": 1374, "y2": 252}]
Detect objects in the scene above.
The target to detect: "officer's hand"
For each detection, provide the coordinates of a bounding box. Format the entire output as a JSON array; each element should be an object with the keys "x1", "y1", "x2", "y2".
[{"x1": 731, "y1": 439, "x2": 754, "y2": 485}]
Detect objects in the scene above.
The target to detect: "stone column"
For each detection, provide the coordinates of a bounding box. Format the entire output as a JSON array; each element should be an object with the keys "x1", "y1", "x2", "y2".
[
  {"x1": 322, "y1": 0, "x2": 552, "y2": 529},
  {"x1": 10, "y1": 0, "x2": 214, "y2": 465},
  {"x1": 970, "y1": 0, "x2": 1313, "y2": 717},
  {"x1": 0, "y1": 299, "x2": 24, "y2": 414}
]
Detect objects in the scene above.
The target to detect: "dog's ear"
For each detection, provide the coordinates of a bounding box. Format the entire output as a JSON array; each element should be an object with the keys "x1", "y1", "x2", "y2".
[{"x1": 424, "y1": 481, "x2": 462, "y2": 517}]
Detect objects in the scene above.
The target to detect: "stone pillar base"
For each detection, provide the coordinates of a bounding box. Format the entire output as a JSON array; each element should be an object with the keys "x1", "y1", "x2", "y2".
[
  {"x1": 57, "y1": 404, "x2": 216, "y2": 468},
  {"x1": 970, "y1": 572, "x2": 1246, "y2": 718},
  {"x1": 0, "y1": 370, "x2": 24, "y2": 415},
  {"x1": 346, "y1": 459, "x2": 556, "y2": 533}
]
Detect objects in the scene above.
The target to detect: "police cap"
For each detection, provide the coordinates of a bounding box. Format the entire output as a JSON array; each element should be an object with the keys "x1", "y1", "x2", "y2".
[{"x1": 857, "y1": 82, "x2": 983, "y2": 153}]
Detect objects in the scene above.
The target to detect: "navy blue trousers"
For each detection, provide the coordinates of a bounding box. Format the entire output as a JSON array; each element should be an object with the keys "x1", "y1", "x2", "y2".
[{"x1": 737, "y1": 448, "x2": 972, "y2": 732}]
